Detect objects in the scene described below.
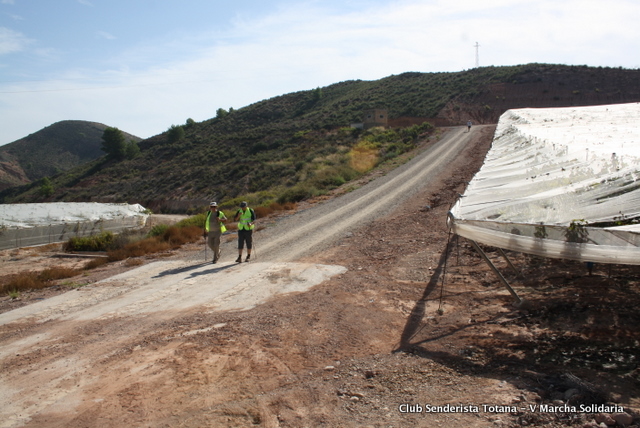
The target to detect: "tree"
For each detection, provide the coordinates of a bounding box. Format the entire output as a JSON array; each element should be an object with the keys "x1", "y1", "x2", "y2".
[
  {"x1": 312, "y1": 87, "x2": 323, "y2": 102},
  {"x1": 167, "y1": 125, "x2": 185, "y2": 143},
  {"x1": 216, "y1": 108, "x2": 228, "y2": 118},
  {"x1": 39, "y1": 177, "x2": 54, "y2": 197},
  {"x1": 125, "y1": 140, "x2": 140, "y2": 159},
  {"x1": 101, "y1": 127, "x2": 127, "y2": 160}
]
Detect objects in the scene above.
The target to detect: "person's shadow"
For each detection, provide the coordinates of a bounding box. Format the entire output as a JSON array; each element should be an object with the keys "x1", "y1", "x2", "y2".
[{"x1": 152, "y1": 261, "x2": 236, "y2": 278}]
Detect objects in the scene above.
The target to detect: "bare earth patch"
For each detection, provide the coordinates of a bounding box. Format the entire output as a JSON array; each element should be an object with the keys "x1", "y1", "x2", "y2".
[{"x1": 1, "y1": 126, "x2": 638, "y2": 427}]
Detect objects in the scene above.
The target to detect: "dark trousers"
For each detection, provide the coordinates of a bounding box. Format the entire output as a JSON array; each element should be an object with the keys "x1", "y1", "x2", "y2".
[{"x1": 238, "y1": 229, "x2": 253, "y2": 250}]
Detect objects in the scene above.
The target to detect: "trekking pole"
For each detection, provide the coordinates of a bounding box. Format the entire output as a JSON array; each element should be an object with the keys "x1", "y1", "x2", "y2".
[
  {"x1": 204, "y1": 229, "x2": 207, "y2": 263},
  {"x1": 251, "y1": 222, "x2": 257, "y2": 261},
  {"x1": 252, "y1": 238, "x2": 257, "y2": 261}
]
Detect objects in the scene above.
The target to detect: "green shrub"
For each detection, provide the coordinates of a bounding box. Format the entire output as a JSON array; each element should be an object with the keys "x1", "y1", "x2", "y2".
[
  {"x1": 147, "y1": 224, "x2": 170, "y2": 237},
  {"x1": 64, "y1": 232, "x2": 115, "y2": 252},
  {"x1": 176, "y1": 213, "x2": 207, "y2": 228}
]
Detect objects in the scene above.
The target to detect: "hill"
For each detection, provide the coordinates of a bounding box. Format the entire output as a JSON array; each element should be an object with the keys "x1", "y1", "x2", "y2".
[
  {"x1": 0, "y1": 120, "x2": 141, "y2": 191},
  {"x1": 2, "y1": 63, "x2": 640, "y2": 212}
]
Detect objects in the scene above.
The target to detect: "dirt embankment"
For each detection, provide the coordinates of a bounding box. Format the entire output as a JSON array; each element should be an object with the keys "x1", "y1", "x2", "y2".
[{"x1": 1, "y1": 125, "x2": 639, "y2": 428}]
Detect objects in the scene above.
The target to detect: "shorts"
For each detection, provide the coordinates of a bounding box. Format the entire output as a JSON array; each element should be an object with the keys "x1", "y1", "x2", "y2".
[{"x1": 238, "y1": 229, "x2": 253, "y2": 250}]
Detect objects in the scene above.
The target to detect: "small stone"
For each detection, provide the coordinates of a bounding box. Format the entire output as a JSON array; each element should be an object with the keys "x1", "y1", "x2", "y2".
[
  {"x1": 613, "y1": 412, "x2": 633, "y2": 426},
  {"x1": 324, "y1": 365, "x2": 335, "y2": 371},
  {"x1": 594, "y1": 413, "x2": 615, "y2": 426}
]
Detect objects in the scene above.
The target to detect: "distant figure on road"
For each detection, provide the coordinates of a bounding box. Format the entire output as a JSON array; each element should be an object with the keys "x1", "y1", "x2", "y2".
[
  {"x1": 234, "y1": 201, "x2": 256, "y2": 263},
  {"x1": 467, "y1": 120, "x2": 473, "y2": 132},
  {"x1": 204, "y1": 202, "x2": 227, "y2": 264}
]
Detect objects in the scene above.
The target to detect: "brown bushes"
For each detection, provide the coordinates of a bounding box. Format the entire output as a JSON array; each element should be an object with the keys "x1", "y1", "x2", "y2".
[
  {"x1": 106, "y1": 225, "x2": 202, "y2": 262},
  {"x1": 85, "y1": 257, "x2": 109, "y2": 270},
  {"x1": 107, "y1": 238, "x2": 171, "y2": 262},
  {"x1": 37, "y1": 267, "x2": 80, "y2": 282},
  {"x1": 1, "y1": 266, "x2": 83, "y2": 294},
  {"x1": 253, "y1": 202, "x2": 297, "y2": 218},
  {"x1": 3, "y1": 224, "x2": 205, "y2": 295},
  {"x1": 163, "y1": 225, "x2": 202, "y2": 247}
]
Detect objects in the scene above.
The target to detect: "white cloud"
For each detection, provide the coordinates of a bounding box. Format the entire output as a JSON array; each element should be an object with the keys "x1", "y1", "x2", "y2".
[
  {"x1": 4, "y1": 12, "x2": 23, "y2": 20},
  {"x1": 1, "y1": 0, "x2": 15, "y2": 4},
  {"x1": 1, "y1": 0, "x2": 639, "y2": 146},
  {"x1": 0, "y1": 27, "x2": 31, "y2": 55},
  {"x1": 77, "y1": 0, "x2": 93, "y2": 6},
  {"x1": 97, "y1": 31, "x2": 116, "y2": 40}
]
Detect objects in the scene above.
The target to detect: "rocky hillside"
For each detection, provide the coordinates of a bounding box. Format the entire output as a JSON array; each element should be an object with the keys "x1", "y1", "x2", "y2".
[
  {"x1": 2, "y1": 63, "x2": 640, "y2": 212},
  {"x1": 0, "y1": 120, "x2": 141, "y2": 190}
]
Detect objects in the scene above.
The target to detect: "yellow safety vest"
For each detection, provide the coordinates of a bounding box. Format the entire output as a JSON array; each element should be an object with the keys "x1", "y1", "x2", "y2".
[
  {"x1": 205, "y1": 210, "x2": 227, "y2": 233},
  {"x1": 237, "y1": 208, "x2": 255, "y2": 231}
]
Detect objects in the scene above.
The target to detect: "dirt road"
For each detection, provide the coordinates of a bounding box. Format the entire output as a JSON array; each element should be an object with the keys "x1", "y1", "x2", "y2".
[
  {"x1": 1, "y1": 124, "x2": 638, "y2": 428},
  {"x1": 253, "y1": 125, "x2": 474, "y2": 262}
]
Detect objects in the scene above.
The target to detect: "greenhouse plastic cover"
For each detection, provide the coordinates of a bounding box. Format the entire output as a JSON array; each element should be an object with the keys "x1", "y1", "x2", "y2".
[
  {"x1": 0, "y1": 203, "x2": 149, "y2": 250},
  {"x1": 449, "y1": 103, "x2": 640, "y2": 265},
  {"x1": 0, "y1": 202, "x2": 148, "y2": 229}
]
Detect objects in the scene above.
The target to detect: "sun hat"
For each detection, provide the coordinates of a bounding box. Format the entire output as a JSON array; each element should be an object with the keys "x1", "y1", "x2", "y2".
[{"x1": 210, "y1": 202, "x2": 217, "y2": 206}]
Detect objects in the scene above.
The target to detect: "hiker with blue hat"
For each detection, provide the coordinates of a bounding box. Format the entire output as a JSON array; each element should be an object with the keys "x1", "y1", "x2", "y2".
[
  {"x1": 204, "y1": 201, "x2": 227, "y2": 264},
  {"x1": 233, "y1": 201, "x2": 256, "y2": 263}
]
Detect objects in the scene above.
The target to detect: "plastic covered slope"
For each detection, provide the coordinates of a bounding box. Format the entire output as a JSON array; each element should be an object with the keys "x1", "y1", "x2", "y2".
[
  {"x1": 0, "y1": 202, "x2": 149, "y2": 250},
  {"x1": 449, "y1": 103, "x2": 640, "y2": 265}
]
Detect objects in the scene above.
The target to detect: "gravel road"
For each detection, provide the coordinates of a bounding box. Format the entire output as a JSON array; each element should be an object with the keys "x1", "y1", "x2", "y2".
[{"x1": 236, "y1": 125, "x2": 475, "y2": 262}]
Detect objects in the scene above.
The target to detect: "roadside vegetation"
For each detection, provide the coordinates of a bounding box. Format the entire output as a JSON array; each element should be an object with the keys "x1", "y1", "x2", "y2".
[
  {"x1": 2, "y1": 186, "x2": 307, "y2": 297},
  {"x1": 1, "y1": 217, "x2": 206, "y2": 296}
]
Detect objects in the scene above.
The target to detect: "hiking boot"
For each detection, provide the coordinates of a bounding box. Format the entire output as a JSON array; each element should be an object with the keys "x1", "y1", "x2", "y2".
[
  {"x1": 245, "y1": 255, "x2": 251, "y2": 262},
  {"x1": 235, "y1": 256, "x2": 242, "y2": 263},
  {"x1": 212, "y1": 258, "x2": 217, "y2": 264}
]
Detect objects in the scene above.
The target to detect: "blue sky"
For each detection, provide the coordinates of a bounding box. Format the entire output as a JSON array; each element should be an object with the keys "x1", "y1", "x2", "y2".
[{"x1": 1, "y1": 0, "x2": 639, "y2": 146}]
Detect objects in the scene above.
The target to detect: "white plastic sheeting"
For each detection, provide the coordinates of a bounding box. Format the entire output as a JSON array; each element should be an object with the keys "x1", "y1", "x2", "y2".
[
  {"x1": 449, "y1": 103, "x2": 640, "y2": 265},
  {"x1": 0, "y1": 203, "x2": 149, "y2": 250}
]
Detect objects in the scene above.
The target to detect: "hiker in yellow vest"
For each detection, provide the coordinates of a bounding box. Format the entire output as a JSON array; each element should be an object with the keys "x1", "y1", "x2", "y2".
[
  {"x1": 204, "y1": 202, "x2": 227, "y2": 264},
  {"x1": 233, "y1": 201, "x2": 256, "y2": 263}
]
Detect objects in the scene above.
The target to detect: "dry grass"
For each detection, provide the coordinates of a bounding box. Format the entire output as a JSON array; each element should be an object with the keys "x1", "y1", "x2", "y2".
[
  {"x1": 85, "y1": 257, "x2": 109, "y2": 270},
  {"x1": 37, "y1": 267, "x2": 80, "y2": 281},
  {"x1": 1, "y1": 266, "x2": 83, "y2": 294},
  {"x1": 106, "y1": 225, "x2": 202, "y2": 262},
  {"x1": 162, "y1": 225, "x2": 202, "y2": 248},
  {"x1": 107, "y1": 239, "x2": 171, "y2": 262},
  {"x1": 35, "y1": 243, "x2": 62, "y2": 253},
  {"x1": 253, "y1": 202, "x2": 297, "y2": 219}
]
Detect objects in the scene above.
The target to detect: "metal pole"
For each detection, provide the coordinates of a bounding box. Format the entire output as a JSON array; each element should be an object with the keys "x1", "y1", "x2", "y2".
[
  {"x1": 204, "y1": 230, "x2": 207, "y2": 263},
  {"x1": 498, "y1": 248, "x2": 521, "y2": 277},
  {"x1": 470, "y1": 240, "x2": 522, "y2": 304}
]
